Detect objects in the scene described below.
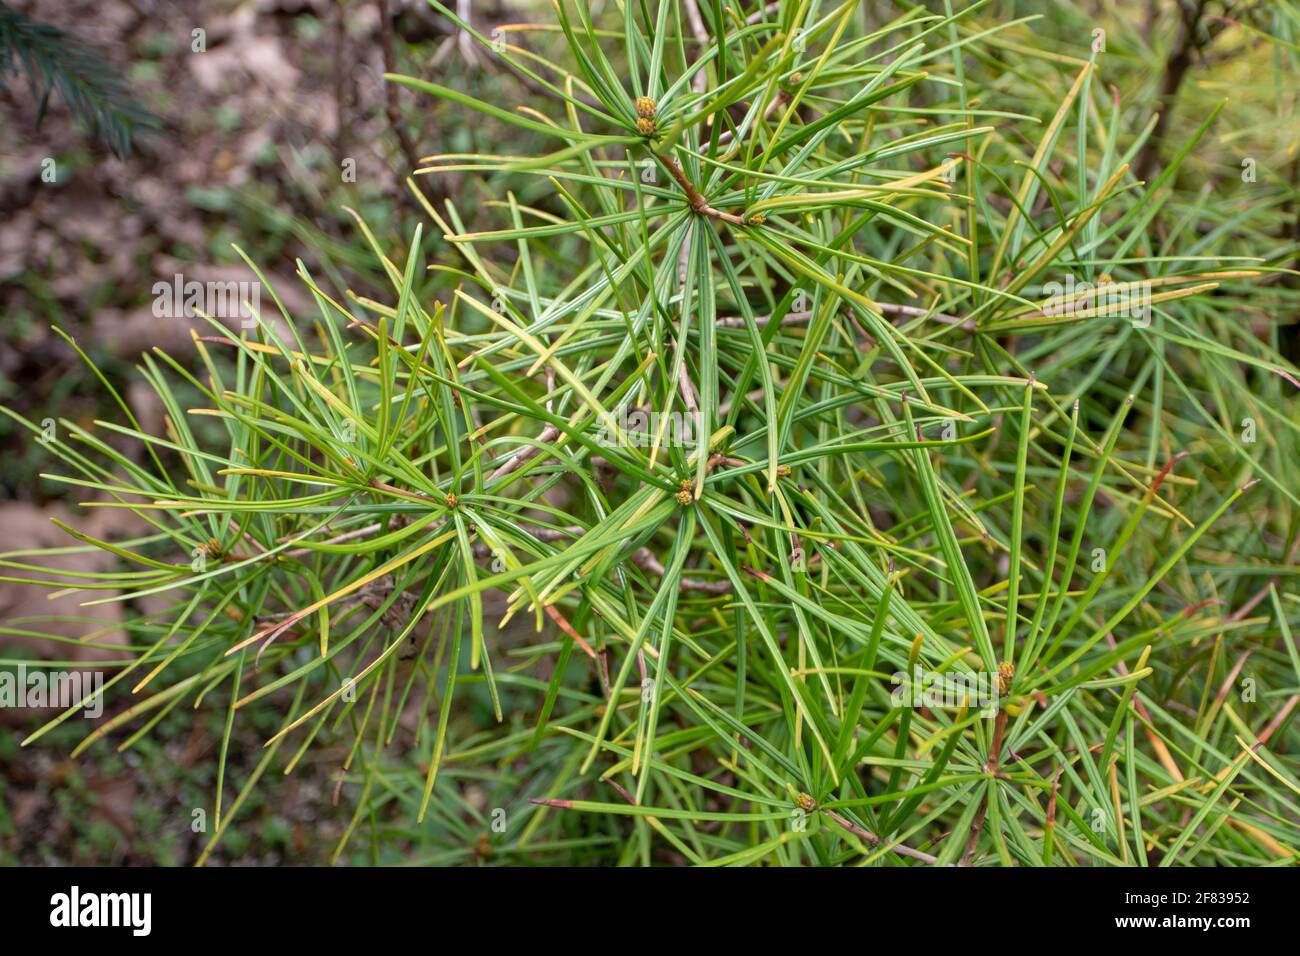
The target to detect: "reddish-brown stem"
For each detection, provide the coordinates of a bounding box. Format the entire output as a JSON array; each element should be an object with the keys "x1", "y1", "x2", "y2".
[
  {"x1": 656, "y1": 151, "x2": 746, "y2": 225},
  {"x1": 821, "y1": 808, "x2": 940, "y2": 865},
  {"x1": 960, "y1": 708, "x2": 1009, "y2": 866}
]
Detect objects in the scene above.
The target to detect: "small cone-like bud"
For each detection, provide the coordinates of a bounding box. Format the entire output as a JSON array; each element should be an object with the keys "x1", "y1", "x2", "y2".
[{"x1": 997, "y1": 660, "x2": 1015, "y2": 696}]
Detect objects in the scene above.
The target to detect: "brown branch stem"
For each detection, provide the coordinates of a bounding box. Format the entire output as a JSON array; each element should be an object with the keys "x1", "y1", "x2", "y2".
[
  {"x1": 821, "y1": 807, "x2": 940, "y2": 865},
  {"x1": 657, "y1": 151, "x2": 746, "y2": 225}
]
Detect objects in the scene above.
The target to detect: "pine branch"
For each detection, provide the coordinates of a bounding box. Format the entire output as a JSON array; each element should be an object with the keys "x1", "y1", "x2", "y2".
[{"x1": 0, "y1": 3, "x2": 162, "y2": 158}]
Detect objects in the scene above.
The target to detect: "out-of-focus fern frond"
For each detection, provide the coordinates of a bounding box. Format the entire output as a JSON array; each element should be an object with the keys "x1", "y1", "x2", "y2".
[{"x1": 0, "y1": 2, "x2": 162, "y2": 158}]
